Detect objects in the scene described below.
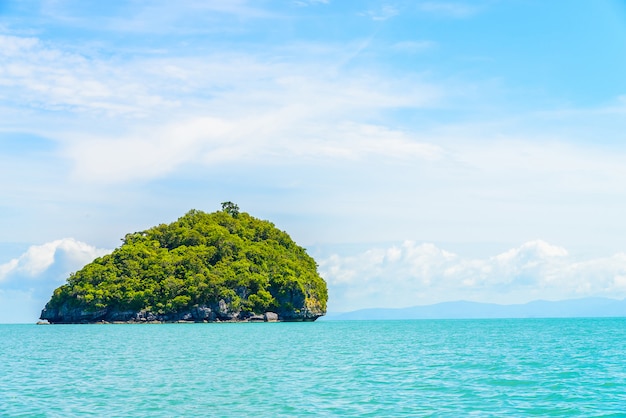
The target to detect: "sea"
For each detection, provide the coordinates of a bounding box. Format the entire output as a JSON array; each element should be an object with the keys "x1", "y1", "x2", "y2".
[{"x1": 1, "y1": 318, "x2": 625, "y2": 417}]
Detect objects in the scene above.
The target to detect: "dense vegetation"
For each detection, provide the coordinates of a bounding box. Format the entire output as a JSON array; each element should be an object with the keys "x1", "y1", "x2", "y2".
[{"x1": 41, "y1": 204, "x2": 327, "y2": 322}]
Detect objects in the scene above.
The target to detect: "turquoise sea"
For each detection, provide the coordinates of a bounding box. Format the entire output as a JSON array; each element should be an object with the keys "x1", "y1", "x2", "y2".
[{"x1": 1, "y1": 318, "x2": 625, "y2": 417}]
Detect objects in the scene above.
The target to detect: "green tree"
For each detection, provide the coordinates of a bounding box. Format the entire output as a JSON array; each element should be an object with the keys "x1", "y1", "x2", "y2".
[{"x1": 221, "y1": 201, "x2": 240, "y2": 218}]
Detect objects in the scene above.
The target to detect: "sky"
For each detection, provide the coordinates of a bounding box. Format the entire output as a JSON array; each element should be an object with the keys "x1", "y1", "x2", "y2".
[{"x1": 2, "y1": 0, "x2": 626, "y2": 322}]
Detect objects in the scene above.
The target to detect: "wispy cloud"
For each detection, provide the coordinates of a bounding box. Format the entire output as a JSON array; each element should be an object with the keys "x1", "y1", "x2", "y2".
[
  {"x1": 360, "y1": 4, "x2": 399, "y2": 21},
  {"x1": 417, "y1": 1, "x2": 479, "y2": 18},
  {"x1": 38, "y1": 0, "x2": 275, "y2": 33},
  {"x1": 0, "y1": 33, "x2": 443, "y2": 183},
  {"x1": 320, "y1": 240, "x2": 626, "y2": 312},
  {"x1": 63, "y1": 118, "x2": 442, "y2": 183},
  {"x1": 292, "y1": 0, "x2": 330, "y2": 7},
  {"x1": 0, "y1": 34, "x2": 177, "y2": 117}
]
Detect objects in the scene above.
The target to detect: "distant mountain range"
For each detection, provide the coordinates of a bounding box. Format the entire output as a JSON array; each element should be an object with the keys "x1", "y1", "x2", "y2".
[{"x1": 321, "y1": 297, "x2": 626, "y2": 320}]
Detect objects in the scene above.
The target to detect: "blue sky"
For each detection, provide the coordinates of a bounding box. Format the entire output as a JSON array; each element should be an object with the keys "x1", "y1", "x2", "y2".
[{"x1": 2, "y1": 0, "x2": 626, "y2": 322}]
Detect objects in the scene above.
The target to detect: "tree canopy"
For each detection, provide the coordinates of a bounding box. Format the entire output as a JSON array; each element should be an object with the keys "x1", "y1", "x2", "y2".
[{"x1": 42, "y1": 207, "x2": 327, "y2": 322}]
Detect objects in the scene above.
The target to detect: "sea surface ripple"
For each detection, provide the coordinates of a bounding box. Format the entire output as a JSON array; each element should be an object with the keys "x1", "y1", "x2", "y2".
[{"x1": 1, "y1": 318, "x2": 625, "y2": 416}]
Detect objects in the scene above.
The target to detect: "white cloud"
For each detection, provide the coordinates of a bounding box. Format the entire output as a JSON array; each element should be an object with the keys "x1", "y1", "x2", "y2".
[
  {"x1": 0, "y1": 238, "x2": 112, "y2": 323},
  {"x1": 320, "y1": 240, "x2": 626, "y2": 312},
  {"x1": 0, "y1": 239, "x2": 112, "y2": 323},
  {"x1": 43, "y1": 47, "x2": 441, "y2": 182},
  {"x1": 417, "y1": 1, "x2": 479, "y2": 18},
  {"x1": 64, "y1": 117, "x2": 232, "y2": 183},
  {"x1": 0, "y1": 34, "x2": 177, "y2": 117},
  {"x1": 0, "y1": 34, "x2": 39, "y2": 54},
  {"x1": 0, "y1": 259, "x2": 19, "y2": 279},
  {"x1": 62, "y1": 117, "x2": 442, "y2": 183},
  {"x1": 38, "y1": 0, "x2": 275, "y2": 33},
  {"x1": 292, "y1": 0, "x2": 329, "y2": 6},
  {"x1": 0, "y1": 238, "x2": 111, "y2": 282},
  {"x1": 360, "y1": 4, "x2": 399, "y2": 21},
  {"x1": 0, "y1": 33, "x2": 444, "y2": 183}
]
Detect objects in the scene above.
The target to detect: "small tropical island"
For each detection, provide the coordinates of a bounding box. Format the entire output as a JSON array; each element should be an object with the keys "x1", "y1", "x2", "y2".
[{"x1": 40, "y1": 203, "x2": 328, "y2": 324}]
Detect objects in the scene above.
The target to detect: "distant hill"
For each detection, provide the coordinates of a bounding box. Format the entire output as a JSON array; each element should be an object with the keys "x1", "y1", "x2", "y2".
[{"x1": 322, "y1": 297, "x2": 626, "y2": 320}]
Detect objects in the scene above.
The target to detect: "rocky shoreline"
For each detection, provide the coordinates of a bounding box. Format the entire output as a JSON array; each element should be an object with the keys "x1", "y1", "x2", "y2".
[
  {"x1": 38, "y1": 313, "x2": 281, "y2": 325},
  {"x1": 40, "y1": 299, "x2": 323, "y2": 324}
]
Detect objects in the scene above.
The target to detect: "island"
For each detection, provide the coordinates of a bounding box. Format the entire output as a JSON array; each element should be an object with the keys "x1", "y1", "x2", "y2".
[{"x1": 40, "y1": 203, "x2": 328, "y2": 324}]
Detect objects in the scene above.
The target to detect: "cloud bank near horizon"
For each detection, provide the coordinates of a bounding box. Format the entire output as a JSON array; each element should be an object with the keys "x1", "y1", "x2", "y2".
[
  {"x1": 3, "y1": 237, "x2": 626, "y2": 322},
  {"x1": 320, "y1": 240, "x2": 626, "y2": 312}
]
